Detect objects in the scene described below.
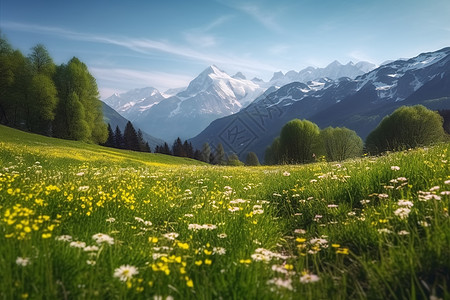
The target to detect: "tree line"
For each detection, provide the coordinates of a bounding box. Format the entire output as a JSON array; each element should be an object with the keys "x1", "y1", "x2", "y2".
[
  {"x1": 265, "y1": 105, "x2": 448, "y2": 165},
  {"x1": 103, "y1": 122, "x2": 151, "y2": 152},
  {"x1": 0, "y1": 34, "x2": 108, "y2": 144},
  {"x1": 153, "y1": 139, "x2": 260, "y2": 166}
]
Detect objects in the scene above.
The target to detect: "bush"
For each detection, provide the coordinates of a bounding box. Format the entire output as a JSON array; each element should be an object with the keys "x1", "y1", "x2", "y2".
[
  {"x1": 366, "y1": 105, "x2": 445, "y2": 154},
  {"x1": 320, "y1": 127, "x2": 363, "y2": 161},
  {"x1": 279, "y1": 119, "x2": 321, "y2": 164}
]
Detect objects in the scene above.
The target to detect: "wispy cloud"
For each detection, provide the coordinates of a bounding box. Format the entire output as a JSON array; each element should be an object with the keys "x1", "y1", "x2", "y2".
[
  {"x1": 2, "y1": 21, "x2": 277, "y2": 73},
  {"x1": 183, "y1": 15, "x2": 233, "y2": 48},
  {"x1": 218, "y1": 1, "x2": 284, "y2": 33}
]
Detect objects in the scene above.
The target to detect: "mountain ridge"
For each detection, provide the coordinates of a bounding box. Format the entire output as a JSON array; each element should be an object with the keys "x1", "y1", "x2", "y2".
[{"x1": 189, "y1": 47, "x2": 450, "y2": 162}]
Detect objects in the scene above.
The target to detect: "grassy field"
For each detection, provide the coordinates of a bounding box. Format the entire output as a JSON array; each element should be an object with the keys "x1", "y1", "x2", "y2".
[{"x1": 0, "y1": 125, "x2": 449, "y2": 299}]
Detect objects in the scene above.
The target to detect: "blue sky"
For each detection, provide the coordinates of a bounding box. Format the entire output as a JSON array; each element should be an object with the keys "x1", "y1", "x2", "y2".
[{"x1": 1, "y1": 0, "x2": 449, "y2": 99}]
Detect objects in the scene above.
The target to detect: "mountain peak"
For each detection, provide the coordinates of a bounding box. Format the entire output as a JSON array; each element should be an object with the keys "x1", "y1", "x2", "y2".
[
  {"x1": 327, "y1": 60, "x2": 342, "y2": 67},
  {"x1": 270, "y1": 71, "x2": 285, "y2": 81},
  {"x1": 232, "y1": 72, "x2": 246, "y2": 80},
  {"x1": 203, "y1": 65, "x2": 225, "y2": 76}
]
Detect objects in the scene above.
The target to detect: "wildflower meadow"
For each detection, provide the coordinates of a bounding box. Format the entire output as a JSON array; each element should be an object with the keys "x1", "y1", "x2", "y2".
[{"x1": 0, "y1": 125, "x2": 449, "y2": 299}]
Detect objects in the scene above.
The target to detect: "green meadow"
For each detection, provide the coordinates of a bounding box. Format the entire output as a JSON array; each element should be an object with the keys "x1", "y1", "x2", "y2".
[{"x1": 0, "y1": 125, "x2": 449, "y2": 299}]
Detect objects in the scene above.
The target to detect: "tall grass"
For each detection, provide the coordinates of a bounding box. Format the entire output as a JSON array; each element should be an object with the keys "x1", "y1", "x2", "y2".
[{"x1": 0, "y1": 125, "x2": 449, "y2": 299}]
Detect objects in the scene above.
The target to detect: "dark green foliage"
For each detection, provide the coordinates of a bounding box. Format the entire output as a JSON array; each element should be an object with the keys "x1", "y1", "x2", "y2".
[
  {"x1": 137, "y1": 129, "x2": 151, "y2": 152},
  {"x1": 200, "y1": 142, "x2": 211, "y2": 163},
  {"x1": 245, "y1": 152, "x2": 260, "y2": 166},
  {"x1": 114, "y1": 126, "x2": 125, "y2": 149},
  {"x1": 183, "y1": 140, "x2": 194, "y2": 158},
  {"x1": 123, "y1": 121, "x2": 140, "y2": 151},
  {"x1": 172, "y1": 137, "x2": 186, "y2": 157},
  {"x1": 143, "y1": 142, "x2": 151, "y2": 153},
  {"x1": 162, "y1": 142, "x2": 172, "y2": 155},
  {"x1": 193, "y1": 149, "x2": 202, "y2": 161},
  {"x1": 227, "y1": 153, "x2": 244, "y2": 166},
  {"x1": 27, "y1": 74, "x2": 58, "y2": 134},
  {"x1": 265, "y1": 137, "x2": 281, "y2": 165},
  {"x1": 438, "y1": 109, "x2": 450, "y2": 134},
  {"x1": 0, "y1": 37, "x2": 31, "y2": 127},
  {"x1": 104, "y1": 124, "x2": 115, "y2": 147},
  {"x1": 320, "y1": 126, "x2": 363, "y2": 161},
  {"x1": 279, "y1": 119, "x2": 321, "y2": 164},
  {"x1": 366, "y1": 105, "x2": 445, "y2": 154},
  {"x1": 212, "y1": 143, "x2": 226, "y2": 165}
]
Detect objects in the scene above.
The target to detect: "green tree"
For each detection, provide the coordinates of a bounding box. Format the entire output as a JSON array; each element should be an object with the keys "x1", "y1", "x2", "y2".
[
  {"x1": 162, "y1": 142, "x2": 172, "y2": 155},
  {"x1": 183, "y1": 140, "x2": 194, "y2": 158},
  {"x1": 103, "y1": 124, "x2": 115, "y2": 147},
  {"x1": 66, "y1": 92, "x2": 89, "y2": 140},
  {"x1": 53, "y1": 57, "x2": 107, "y2": 143},
  {"x1": 200, "y1": 142, "x2": 211, "y2": 163},
  {"x1": 114, "y1": 126, "x2": 125, "y2": 149},
  {"x1": 213, "y1": 143, "x2": 226, "y2": 165},
  {"x1": 0, "y1": 34, "x2": 14, "y2": 123},
  {"x1": 265, "y1": 137, "x2": 281, "y2": 165},
  {"x1": 123, "y1": 121, "x2": 140, "y2": 151},
  {"x1": 28, "y1": 44, "x2": 55, "y2": 76},
  {"x1": 136, "y1": 129, "x2": 148, "y2": 152},
  {"x1": 172, "y1": 137, "x2": 186, "y2": 157},
  {"x1": 0, "y1": 42, "x2": 30, "y2": 126},
  {"x1": 245, "y1": 152, "x2": 260, "y2": 166},
  {"x1": 366, "y1": 105, "x2": 445, "y2": 154},
  {"x1": 320, "y1": 127, "x2": 363, "y2": 161},
  {"x1": 279, "y1": 119, "x2": 321, "y2": 164},
  {"x1": 27, "y1": 74, "x2": 58, "y2": 134}
]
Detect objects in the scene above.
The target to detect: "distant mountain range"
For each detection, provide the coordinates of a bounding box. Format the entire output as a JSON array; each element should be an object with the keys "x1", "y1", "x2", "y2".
[
  {"x1": 269, "y1": 60, "x2": 376, "y2": 87},
  {"x1": 189, "y1": 47, "x2": 450, "y2": 161},
  {"x1": 103, "y1": 60, "x2": 374, "y2": 142}
]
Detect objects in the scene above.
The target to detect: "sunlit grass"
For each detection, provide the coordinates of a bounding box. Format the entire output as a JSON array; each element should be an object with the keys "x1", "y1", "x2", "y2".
[{"x1": 0, "y1": 125, "x2": 449, "y2": 299}]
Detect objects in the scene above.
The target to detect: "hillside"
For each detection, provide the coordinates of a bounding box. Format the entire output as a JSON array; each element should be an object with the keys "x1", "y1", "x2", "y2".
[{"x1": 0, "y1": 125, "x2": 203, "y2": 167}]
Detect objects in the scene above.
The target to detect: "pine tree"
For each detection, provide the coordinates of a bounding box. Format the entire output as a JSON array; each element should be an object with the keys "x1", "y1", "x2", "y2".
[
  {"x1": 104, "y1": 123, "x2": 115, "y2": 147},
  {"x1": 144, "y1": 142, "x2": 151, "y2": 153},
  {"x1": 172, "y1": 137, "x2": 186, "y2": 157},
  {"x1": 114, "y1": 126, "x2": 124, "y2": 149},
  {"x1": 200, "y1": 142, "x2": 211, "y2": 163},
  {"x1": 123, "y1": 121, "x2": 140, "y2": 151},
  {"x1": 213, "y1": 143, "x2": 226, "y2": 165},
  {"x1": 183, "y1": 140, "x2": 194, "y2": 158},
  {"x1": 162, "y1": 142, "x2": 172, "y2": 155},
  {"x1": 245, "y1": 152, "x2": 260, "y2": 166},
  {"x1": 137, "y1": 129, "x2": 146, "y2": 152}
]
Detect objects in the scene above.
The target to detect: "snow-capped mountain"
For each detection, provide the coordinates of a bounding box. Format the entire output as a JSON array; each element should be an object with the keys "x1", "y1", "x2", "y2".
[
  {"x1": 129, "y1": 65, "x2": 267, "y2": 142},
  {"x1": 269, "y1": 61, "x2": 376, "y2": 87},
  {"x1": 103, "y1": 87, "x2": 165, "y2": 122},
  {"x1": 190, "y1": 47, "x2": 450, "y2": 161}
]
